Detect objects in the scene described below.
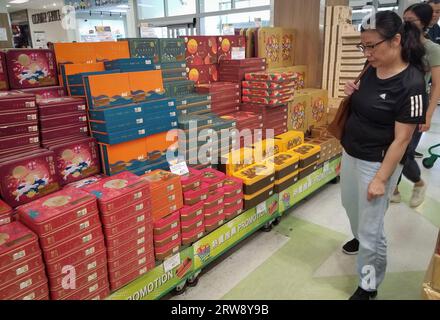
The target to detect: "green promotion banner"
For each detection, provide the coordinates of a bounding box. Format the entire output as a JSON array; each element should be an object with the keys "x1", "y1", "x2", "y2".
[
  {"x1": 107, "y1": 247, "x2": 194, "y2": 300},
  {"x1": 193, "y1": 194, "x2": 279, "y2": 270},
  {"x1": 279, "y1": 157, "x2": 341, "y2": 213}
]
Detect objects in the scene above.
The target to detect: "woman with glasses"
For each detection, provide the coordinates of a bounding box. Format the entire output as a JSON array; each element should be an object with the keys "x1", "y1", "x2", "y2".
[
  {"x1": 390, "y1": 3, "x2": 440, "y2": 207},
  {"x1": 340, "y1": 11, "x2": 427, "y2": 300}
]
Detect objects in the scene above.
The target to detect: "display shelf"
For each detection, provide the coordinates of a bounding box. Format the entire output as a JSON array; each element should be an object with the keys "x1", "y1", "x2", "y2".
[{"x1": 107, "y1": 156, "x2": 341, "y2": 300}]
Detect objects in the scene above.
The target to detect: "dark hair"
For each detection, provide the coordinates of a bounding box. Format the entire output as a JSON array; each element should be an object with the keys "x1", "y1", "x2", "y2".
[
  {"x1": 405, "y1": 3, "x2": 433, "y2": 31},
  {"x1": 428, "y1": 0, "x2": 440, "y2": 5},
  {"x1": 361, "y1": 11, "x2": 426, "y2": 73}
]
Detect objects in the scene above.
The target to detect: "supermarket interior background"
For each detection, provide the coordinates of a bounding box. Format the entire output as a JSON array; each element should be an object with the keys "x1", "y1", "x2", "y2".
[{"x1": 0, "y1": 0, "x2": 439, "y2": 301}]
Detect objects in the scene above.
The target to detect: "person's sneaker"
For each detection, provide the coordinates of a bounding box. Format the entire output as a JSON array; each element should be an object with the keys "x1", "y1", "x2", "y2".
[
  {"x1": 390, "y1": 192, "x2": 401, "y2": 203},
  {"x1": 342, "y1": 238, "x2": 359, "y2": 255},
  {"x1": 410, "y1": 183, "x2": 427, "y2": 208},
  {"x1": 349, "y1": 287, "x2": 378, "y2": 300},
  {"x1": 414, "y1": 151, "x2": 423, "y2": 158}
]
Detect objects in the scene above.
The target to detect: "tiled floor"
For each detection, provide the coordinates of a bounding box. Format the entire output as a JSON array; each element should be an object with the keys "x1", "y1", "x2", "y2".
[{"x1": 171, "y1": 107, "x2": 440, "y2": 300}]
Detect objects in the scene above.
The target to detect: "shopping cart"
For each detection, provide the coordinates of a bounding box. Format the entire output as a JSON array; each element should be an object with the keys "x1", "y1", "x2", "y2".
[{"x1": 423, "y1": 144, "x2": 440, "y2": 169}]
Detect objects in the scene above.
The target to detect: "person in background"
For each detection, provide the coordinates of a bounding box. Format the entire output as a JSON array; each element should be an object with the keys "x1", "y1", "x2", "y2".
[
  {"x1": 341, "y1": 11, "x2": 427, "y2": 300},
  {"x1": 428, "y1": 0, "x2": 440, "y2": 44},
  {"x1": 391, "y1": 3, "x2": 440, "y2": 207}
]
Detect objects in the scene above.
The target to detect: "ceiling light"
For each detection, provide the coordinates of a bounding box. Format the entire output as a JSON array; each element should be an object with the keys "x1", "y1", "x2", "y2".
[
  {"x1": 9, "y1": 0, "x2": 30, "y2": 4},
  {"x1": 43, "y1": 5, "x2": 46, "y2": 8},
  {"x1": 6, "y1": 4, "x2": 10, "y2": 7},
  {"x1": 53, "y1": 2, "x2": 57, "y2": 6},
  {"x1": 116, "y1": 4, "x2": 129, "y2": 9}
]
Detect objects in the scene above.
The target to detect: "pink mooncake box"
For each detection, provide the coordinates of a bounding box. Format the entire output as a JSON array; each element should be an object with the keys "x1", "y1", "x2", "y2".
[
  {"x1": 0, "y1": 91, "x2": 36, "y2": 112},
  {"x1": 37, "y1": 97, "x2": 86, "y2": 117}
]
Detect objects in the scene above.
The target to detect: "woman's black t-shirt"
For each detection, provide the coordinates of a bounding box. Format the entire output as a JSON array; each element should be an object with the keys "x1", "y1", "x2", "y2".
[{"x1": 341, "y1": 64, "x2": 427, "y2": 163}]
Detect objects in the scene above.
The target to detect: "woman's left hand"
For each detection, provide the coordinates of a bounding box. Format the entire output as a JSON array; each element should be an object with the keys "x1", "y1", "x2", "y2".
[{"x1": 368, "y1": 177, "x2": 386, "y2": 201}]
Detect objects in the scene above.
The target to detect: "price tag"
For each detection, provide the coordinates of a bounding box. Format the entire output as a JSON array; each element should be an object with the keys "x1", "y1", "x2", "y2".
[
  {"x1": 324, "y1": 162, "x2": 330, "y2": 173},
  {"x1": 164, "y1": 253, "x2": 181, "y2": 273},
  {"x1": 169, "y1": 161, "x2": 189, "y2": 176},
  {"x1": 256, "y1": 201, "x2": 267, "y2": 215},
  {"x1": 232, "y1": 47, "x2": 246, "y2": 60}
]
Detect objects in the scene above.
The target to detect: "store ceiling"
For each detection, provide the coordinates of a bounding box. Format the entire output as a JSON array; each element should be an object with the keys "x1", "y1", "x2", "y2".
[
  {"x1": 2, "y1": 0, "x2": 65, "y2": 12},
  {"x1": 2, "y1": 0, "x2": 129, "y2": 13}
]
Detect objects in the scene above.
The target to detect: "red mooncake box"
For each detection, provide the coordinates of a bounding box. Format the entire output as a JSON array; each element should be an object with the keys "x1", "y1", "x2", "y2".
[
  {"x1": 181, "y1": 224, "x2": 205, "y2": 246},
  {"x1": 221, "y1": 177, "x2": 243, "y2": 197},
  {"x1": 0, "y1": 267, "x2": 47, "y2": 300},
  {"x1": 109, "y1": 263, "x2": 154, "y2": 292},
  {"x1": 53, "y1": 276, "x2": 108, "y2": 301},
  {"x1": 6, "y1": 49, "x2": 58, "y2": 89},
  {"x1": 153, "y1": 211, "x2": 180, "y2": 236},
  {"x1": 0, "y1": 252, "x2": 43, "y2": 287},
  {"x1": 154, "y1": 236, "x2": 181, "y2": 261},
  {"x1": 0, "y1": 133, "x2": 40, "y2": 151},
  {"x1": 102, "y1": 211, "x2": 150, "y2": 238},
  {"x1": 84, "y1": 287, "x2": 110, "y2": 301},
  {"x1": 106, "y1": 236, "x2": 152, "y2": 261},
  {"x1": 48, "y1": 137, "x2": 100, "y2": 186},
  {"x1": 0, "y1": 52, "x2": 8, "y2": 91},
  {"x1": 107, "y1": 244, "x2": 155, "y2": 271},
  {"x1": 100, "y1": 198, "x2": 151, "y2": 226},
  {"x1": 0, "y1": 199, "x2": 13, "y2": 216},
  {"x1": 17, "y1": 189, "x2": 98, "y2": 236},
  {"x1": 180, "y1": 168, "x2": 202, "y2": 192},
  {"x1": 66, "y1": 174, "x2": 104, "y2": 189},
  {"x1": 108, "y1": 254, "x2": 154, "y2": 283},
  {"x1": 39, "y1": 112, "x2": 88, "y2": 130},
  {"x1": 49, "y1": 265, "x2": 108, "y2": 300},
  {"x1": 40, "y1": 124, "x2": 89, "y2": 142},
  {"x1": 204, "y1": 189, "x2": 224, "y2": 210},
  {"x1": 180, "y1": 213, "x2": 204, "y2": 234},
  {"x1": 37, "y1": 97, "x2": 87, "y2": 117},
  {"x1": 205, "y1": 213, "x2": 226, "y2": 233},
  {"x1": 45, "y1": 248, "x2": 107, "y2": 278},
  {"x1": 8, "y1": 281, "x2": 49, "y2": 300},
  {"x1": 44, "y1": 237, "x2": 106, "y2": 275},
  {"x1": 81, "y1": 171, "x2": 150, "y2": 214},
  {"x1": 104, "y1": 221, "x2": 152, "y2": 249},
  {"x1": 0, "y1": 150, "x2": 60, "y2": 208},
  {"x1": 180, "y1": 202, "x2": 204, "y2": 222},
  {"x1": 42, "y1": 225, "x2": 104, "y2": 262},
  {"x1": 201, "y1": 168, "x2": 225, "y2": 191},
  {"x1": 153, "y1": 227, "x2": 180, "y2": 248},
  {"x1": 204, "y1": 203, "x2": 224, "y2": 220},
  {"x1": 38, "y1": 213, "x2": 101, "y2": 249},
  {"x1": 0, "y1": 121, "x2": 39, "y2": 137},
  {"x1": 0, "y1": 109, "x2": 38, "y2": 125},
  {"x1": 19, "y1": 86, "x2": 65, "y2": 101},
  {"x1": 46, "y1": 249, "x2": 107, "y2": 280},
  {"x1": 183, "y1": 183, "x2": 210, "y2": 206},
  {"x1": 0, "y1": 91, "x2": 36, "y2": 112}
]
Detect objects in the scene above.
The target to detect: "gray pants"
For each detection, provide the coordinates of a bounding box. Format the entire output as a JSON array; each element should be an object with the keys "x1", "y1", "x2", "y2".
[{"x1": 341, "y1": 151, "x2": 403, "y2": 291}]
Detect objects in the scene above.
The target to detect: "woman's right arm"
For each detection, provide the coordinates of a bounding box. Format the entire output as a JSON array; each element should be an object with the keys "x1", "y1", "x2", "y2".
[{"x1": 344, "y1": 81, "x2": 360, "y2": 96}]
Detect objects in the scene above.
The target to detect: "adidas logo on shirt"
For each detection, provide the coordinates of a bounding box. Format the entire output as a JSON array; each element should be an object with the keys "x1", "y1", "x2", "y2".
[
  {"x1": 410, "y1": 95, "x2": 424, "y2": 118},
  {"x1": 380, "y1": 94, "x2": 387, "y2": 100}
]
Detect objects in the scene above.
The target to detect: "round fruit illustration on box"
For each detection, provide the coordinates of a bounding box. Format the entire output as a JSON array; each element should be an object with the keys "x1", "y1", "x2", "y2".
[
  {"x1": 104, "y1": 179, "x2": 128, "y2": 190},
  {"x1": 312, "y1": 99, "x2": 325, "y2": 122},
  {"x1": 60, "y1": 148, "x2": 92, "y2": 181},
  {"x1": 43, "y1": 195, "x2": 72, "y2": 208},
  {"x1": 220, "y1": 38, "x2": 231, "y2": 53},
  {"x1": 290, "y1": 102, "x2": 305, "y2": 130},
  {"x1": 188, "y1": 68, "x2": 200, "y2": 82},
  {"x1": 0, "y1": 233, "x2": 10, "y2": 245},
  {"x1": 187, "y1": 38, "x2": 198, "y2": 55}
]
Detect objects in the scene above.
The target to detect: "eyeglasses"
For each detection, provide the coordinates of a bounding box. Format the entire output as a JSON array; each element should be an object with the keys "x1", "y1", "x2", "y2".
[{"x1": 356, "y1": 38, "x2": 388, "y2": 53}]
